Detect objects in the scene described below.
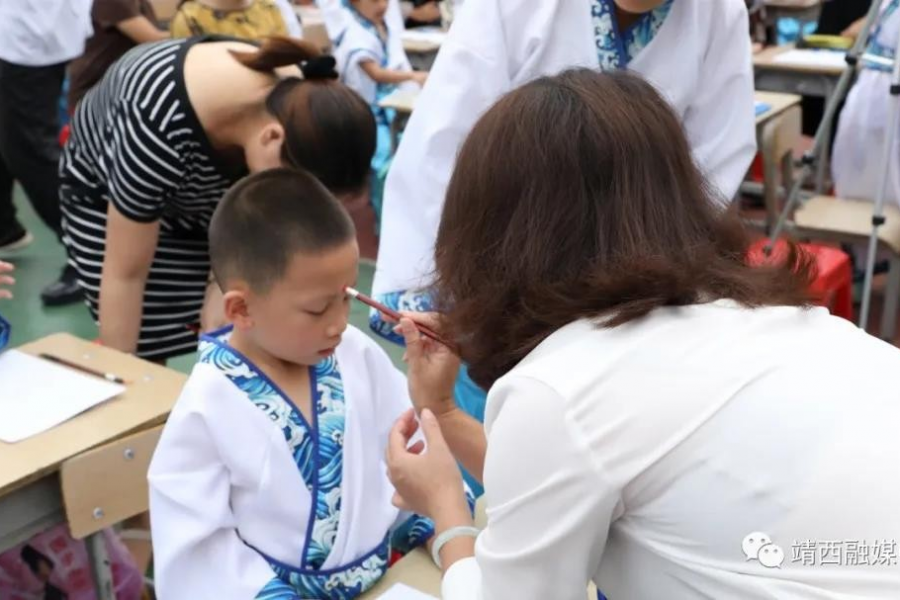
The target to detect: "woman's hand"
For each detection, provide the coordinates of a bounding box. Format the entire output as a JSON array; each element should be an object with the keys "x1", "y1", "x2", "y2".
[
  {"x1": 410, "y1": 71, "x2": 428, "y2": 87},
  {"x1": 398, "y1": 313, "x2": 460, "y2": 417},
  {"x1": 387, "y1": 408, "x2": 470, "y2": 522},
  {"x1": 0, "y1": 261, "x2": 14, "y2": 300},
  {"x1": 841, "y1": 17, "x2": 866, "y2": 41}
]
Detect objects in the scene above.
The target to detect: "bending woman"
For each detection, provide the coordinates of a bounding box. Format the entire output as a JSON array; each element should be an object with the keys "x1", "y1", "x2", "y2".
[
  {"x1": 60, "y1": 37, "x2": 375, "y2": 359},
  {"x1": 386, "y1": 70, "x2": 900, "y2": 598}
]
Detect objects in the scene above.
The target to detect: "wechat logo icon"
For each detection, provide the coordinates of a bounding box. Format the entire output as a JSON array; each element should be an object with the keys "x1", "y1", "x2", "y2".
[{"x1": 743, "y1": 532, "x2": 785, "y2": 569}]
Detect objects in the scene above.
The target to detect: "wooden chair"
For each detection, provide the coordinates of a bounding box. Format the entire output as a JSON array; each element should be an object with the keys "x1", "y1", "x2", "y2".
[
  {"x1": 760, "y1": 105, "x2": 802, "y2": 232},
  {"x1": 60, "y1": 425, "x2": 163, "y2": 600},
  {"x1": 790, "y1": 196, "x2": 900, "y2": 339}
]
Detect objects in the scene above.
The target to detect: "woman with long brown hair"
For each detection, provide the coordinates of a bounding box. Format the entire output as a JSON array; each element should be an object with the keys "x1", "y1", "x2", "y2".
[
  {"x1": 385, "y1": 69, "x2": 900, "y2": 598},
  {"x1": 60, "y1": 36, "x2": 375, "y2": 360}
]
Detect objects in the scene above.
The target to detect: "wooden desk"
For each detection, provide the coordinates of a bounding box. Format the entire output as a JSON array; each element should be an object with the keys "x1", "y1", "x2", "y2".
[
  {"x1": 754, "y1": 44, "x2": 844, "y2": 192},
  {"x1": 755, "y1": 90, "x2": 802, "y2": 126},
  {"x1": 0, "y1": 334, "x2": 185, "y2": 595},
  {"x1": 379, "y1": 88, "x2": 421, "y2": 151},
  {"x1": 754, "y1": 92, "x2": 803, "y2": 231},
  {"x1": 362, "y1": 501, "x2": 598, "y2": 599},
  {"x1": 402, "y1": 30, "x2": 445, "y2": 71}
]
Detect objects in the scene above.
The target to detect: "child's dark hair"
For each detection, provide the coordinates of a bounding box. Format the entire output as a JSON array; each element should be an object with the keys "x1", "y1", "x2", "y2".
[
  {"x1": 231, "y1": 37, "x2": 377, "y2": 195},
  {"x1": 209, "y1": 168, "x2": 356, "y2": 292},
  {"x1": 20, "y1": 545, "x2": 53, "y2": 574}
]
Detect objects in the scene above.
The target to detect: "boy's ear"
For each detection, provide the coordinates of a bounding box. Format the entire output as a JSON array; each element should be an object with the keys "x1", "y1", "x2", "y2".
[{"x1": 223, "y1": 289, "x2": 252, "y2": 329}]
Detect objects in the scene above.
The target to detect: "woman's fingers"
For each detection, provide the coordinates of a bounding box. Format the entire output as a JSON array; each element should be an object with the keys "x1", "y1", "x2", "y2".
[
  {"x1": 399, "y1": 317, "x2": 424, "y2": 359},
  {"x1": 0, "y1": 290, "x2": 12, "y2": 300},
  {"x1": 398, "y1": 310, "x2": 443, "y2": 332},
  {"x1": 0, "y1": 276, "x2": 15, "y2": 286},
  {"x1": 387, "y1": 410, "x2": 416, "y2": 463},
  {"x1": 0, "y1": 261, "x2": 14, "y2": 273},
  {"x1": 391, "y1": 491, "x2": 413, "y2": 512},
  {"x1": 419, "y1": 409, "x2": 450, "y2": 453}
]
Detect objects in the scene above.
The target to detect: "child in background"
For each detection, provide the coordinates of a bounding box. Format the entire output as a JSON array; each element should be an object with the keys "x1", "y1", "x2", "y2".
[
  {"x1": 67, "y1": 0, "x2": 168, "y2": 111},
  {"x1": 170, "y1": 0, "x2": 302, "y2": 38},
  {"x1": 149, "y1": 169, "x2": 467, "y2": 599},
  {"x1": 334, "y1": 0, "x2": 426, "y2": 224},
  {"x1": 401, "y1": 0, "x2": 441, "y2": 28}
]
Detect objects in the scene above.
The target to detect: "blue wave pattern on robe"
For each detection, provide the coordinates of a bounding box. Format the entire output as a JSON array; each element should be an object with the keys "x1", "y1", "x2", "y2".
[
  {"x1": 863, "y1": 0, "x2": 899, "y2": 72},
  {"x1": 199, "y1": 328, "x2": 438, "y2": 598},
  {"x1": 591, "y1": 0, "x2": 673, "y2": 70},
  {"x1": 0, "y1": 312, "x2": 9, "y2": 352},
  {"x1": 199, "y1": 329, "x2": 387, "y2": 599}
]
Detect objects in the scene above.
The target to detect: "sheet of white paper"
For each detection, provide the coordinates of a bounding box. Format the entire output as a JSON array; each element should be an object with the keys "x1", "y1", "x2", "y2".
[
  {"x1": 377, "y1": 583, "x2": 439, "y2": 600},
  {"x1": 401, "y1": 29, "x2": 447, "y2": 46},
  {"x1": 772, "y1": 49, "x2": 847, "y2": 70},
  {"x1": 0, "y1": 350, "x2": 125, "y2": 443}
]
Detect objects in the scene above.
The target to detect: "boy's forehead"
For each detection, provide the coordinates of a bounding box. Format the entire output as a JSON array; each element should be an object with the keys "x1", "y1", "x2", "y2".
[{"x1": 279, "y1": 243, "x2": 359, "y2": 291}]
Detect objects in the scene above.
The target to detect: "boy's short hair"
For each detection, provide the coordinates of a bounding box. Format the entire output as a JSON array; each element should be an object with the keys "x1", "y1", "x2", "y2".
[{"x1": 209, "y1": 168, "x2": 355, "y2": 292}]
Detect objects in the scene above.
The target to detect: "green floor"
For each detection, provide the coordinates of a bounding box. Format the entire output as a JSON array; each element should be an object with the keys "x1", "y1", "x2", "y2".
[{"x1": 0, "y1": 186, "x2": 404, "y2": 372}]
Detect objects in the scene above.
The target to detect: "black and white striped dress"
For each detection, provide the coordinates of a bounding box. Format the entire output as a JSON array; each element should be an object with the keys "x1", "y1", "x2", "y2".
[{"x1": 60, "y1": 38, "x2": 242, "y2": 360}]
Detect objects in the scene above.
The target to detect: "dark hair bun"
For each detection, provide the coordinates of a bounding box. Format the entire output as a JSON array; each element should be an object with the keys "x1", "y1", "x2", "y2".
[{"x1": 300, "y1": 56, "x2": 338, "y2": 81}]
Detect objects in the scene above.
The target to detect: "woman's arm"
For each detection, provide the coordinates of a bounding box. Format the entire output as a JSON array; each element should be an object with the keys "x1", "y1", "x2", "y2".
[
  {"x1": 360, "y1": 61, "x2": 428, "y2": 86},
  {"x1": 116, "y1": 15, "x2": 169, "y2": 43},
  {"x1": 0, "y1": 261, "x2": 14, "y2": 300},
  {"x1": 387, "y1": 377, "x2": 619, "y2": 599},
  {"x1": 398, "y1": 317, "x2": 487, "y2": 482},
  {"x1": 99, "y1": 203, "x2": 160, "y2": 353}
]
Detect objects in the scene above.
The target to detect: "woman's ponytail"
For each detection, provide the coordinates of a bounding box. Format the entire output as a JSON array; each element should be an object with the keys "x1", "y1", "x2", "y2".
[{"x1": 230, "y1": 36, "x2": 322, "y2": 73}]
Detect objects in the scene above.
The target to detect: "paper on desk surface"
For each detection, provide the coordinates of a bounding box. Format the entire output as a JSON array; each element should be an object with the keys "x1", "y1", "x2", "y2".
[
  {"x1": 0, "y1": 350, "x2": 125, "y2": 443},
  {"x1": 772, "y1": 49, "x2": 847, "y2": 70},
  {"x1": 377, "y1": 583, "x2": 438, "y2": 600},
  {"x1": 401, "y1": 28, "x2": 447, "y2": 45}
]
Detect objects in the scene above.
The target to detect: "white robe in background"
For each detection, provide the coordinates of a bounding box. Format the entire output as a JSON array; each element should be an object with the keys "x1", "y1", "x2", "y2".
[
  {"x1": 833, "y1": 0, "x2": 900, "y2": 208},
  {"x1": 149, "y1": 325, "x2": 429, "y2": 600},
  {"x1": 317, "y1": 0, "x2": 406, "y2": 44},
  {"x1": 372, "y1": 0, "x2": 756, "y2": 301}
]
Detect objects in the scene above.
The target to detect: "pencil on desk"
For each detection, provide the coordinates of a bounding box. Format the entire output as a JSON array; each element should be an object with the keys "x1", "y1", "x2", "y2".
[{"x1": 39, "y1": 353, "x2": 127, "y2": 385}]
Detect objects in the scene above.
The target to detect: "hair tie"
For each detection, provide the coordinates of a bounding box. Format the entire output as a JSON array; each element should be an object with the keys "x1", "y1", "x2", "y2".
[{"x1": 300, "y1": 56, "x2": 338, "y2": 81}]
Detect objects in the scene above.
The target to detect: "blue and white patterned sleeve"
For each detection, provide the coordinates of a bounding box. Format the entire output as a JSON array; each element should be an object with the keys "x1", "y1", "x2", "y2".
[
  {"x1": 390, "y1": 484, "x2": 478, "y2": 555},
  {"x1": 391, "y1": 513, "x2": 436, "y2": 555},
  {"x1": 369, "y1": 290, "x2": 435, "y2": 346},
  {"x1": 255, "y1": 576, "x2": 302, "y2": 600}
]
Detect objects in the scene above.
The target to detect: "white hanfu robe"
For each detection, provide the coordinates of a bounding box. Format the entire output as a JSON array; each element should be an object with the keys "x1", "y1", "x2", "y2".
[
  {"x1": 372, "y1": 0, "x2": 756, "y2": 307},
  {"x1": 833, "y1": 0, "x2": 900, "y2": 208},
  {"x1": 317, "y1": 0, "x2": 406, "y2": 45},
  {"x1": 149, "y1": 325, "x2": 435, "y2": 600},
  {"x1": 333, "y1": 9, "x2": 414, "y2": 106}
]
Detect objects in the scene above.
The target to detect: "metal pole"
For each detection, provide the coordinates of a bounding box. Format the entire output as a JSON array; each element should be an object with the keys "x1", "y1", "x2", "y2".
[
  {"x1": 859, "y1": 21, "x2": 900, "y2": 330},
  {"x1": 766, "y1": 0, "x2": 885, "y2": 251}
]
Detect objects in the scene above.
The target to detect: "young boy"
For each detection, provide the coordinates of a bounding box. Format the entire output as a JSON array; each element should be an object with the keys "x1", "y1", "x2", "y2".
[
  {"x1": 333, "y1": 0, "x2": 427, "y2": 223},
  {"x1": 149, "y1": 169, "x2": 446, "y2": 599}
]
